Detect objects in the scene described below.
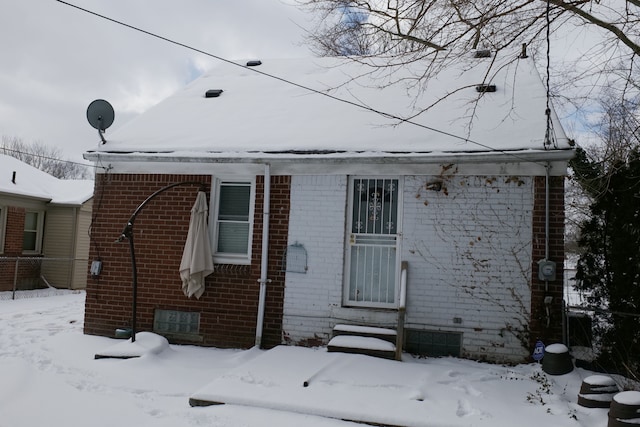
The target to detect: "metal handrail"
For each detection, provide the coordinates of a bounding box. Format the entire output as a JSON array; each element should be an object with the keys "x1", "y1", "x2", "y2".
[{"x1": 396, "y1": 261, "x2": 408, "y2": 361}]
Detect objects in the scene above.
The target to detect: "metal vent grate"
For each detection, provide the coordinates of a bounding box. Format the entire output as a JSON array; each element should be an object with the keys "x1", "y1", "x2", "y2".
[
  {"x1": 205, "y1": 89, "x2": 223, "y2": 98},
  {"x1": 405, "y1": 329, "x2": 462, "y2": 357},
  {"x1": 475, "y1": 84, "x2": 497, "y2": 93}
]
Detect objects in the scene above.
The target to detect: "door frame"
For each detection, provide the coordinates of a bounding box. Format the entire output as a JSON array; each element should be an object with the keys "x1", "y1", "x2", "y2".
[{"x1": 343, "y1": 176, "x2": 403, "y2": 308}]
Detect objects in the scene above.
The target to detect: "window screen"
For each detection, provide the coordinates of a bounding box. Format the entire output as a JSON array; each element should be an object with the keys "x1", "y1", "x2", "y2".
[
  {"x1": 23, "y1": 211, "x2": 41, "y2": 252},
  {"x1": 216, "y1": 182, "x2": 251, "y2": 255}
]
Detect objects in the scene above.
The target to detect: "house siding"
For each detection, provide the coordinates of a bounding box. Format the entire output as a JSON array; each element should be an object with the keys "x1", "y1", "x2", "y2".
[
  {"x1": 84, "y1": 173, "x2": 289, "y2": 349},
  {"x1": 72, "y1": 202, "x2": 93, "y2": 289},
  {"x1": 39, "y1": 201, "x2": 92, "y2": 290},
  {"x1": 283, "y1": 173, "x2": 565, "y2": 363}
]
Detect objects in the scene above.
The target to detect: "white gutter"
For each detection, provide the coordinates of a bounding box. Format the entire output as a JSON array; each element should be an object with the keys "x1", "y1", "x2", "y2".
[
  {"x1": 255, "y1": 163, "x2": 271, "y2": 347},
  {"x1": 83, "y1": 148, "x2": 575, "y2": 166}
]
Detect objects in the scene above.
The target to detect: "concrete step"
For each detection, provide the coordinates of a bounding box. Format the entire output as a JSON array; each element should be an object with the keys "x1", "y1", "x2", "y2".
[{"x1": 328, "y1": 324, "x2": 397, "y2": 360}]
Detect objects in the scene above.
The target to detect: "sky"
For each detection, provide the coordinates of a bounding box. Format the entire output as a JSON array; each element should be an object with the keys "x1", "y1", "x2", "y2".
[
  {"x1": 1, "y1": 288, "x2": 634, "y2": 427},
  {"x1": 0, "y1": 1, "x2": 621, "y2": 167},
  {"x1": 0, "y1": 0, "x2": 312, "y2": 163}
]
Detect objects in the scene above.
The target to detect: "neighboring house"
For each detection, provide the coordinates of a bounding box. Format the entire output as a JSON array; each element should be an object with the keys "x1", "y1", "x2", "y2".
[
  {"x1": 83, "y1": 52, "x2": 574, "y2": 363},
  {"x1": 0, "y1": 154, "x2": 94, "y2": 291}
]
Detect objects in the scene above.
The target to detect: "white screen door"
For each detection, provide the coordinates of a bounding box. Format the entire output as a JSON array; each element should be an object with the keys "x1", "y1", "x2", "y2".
[{"x1": 346, "y1": 177, "x2": 400, "y2": 306}]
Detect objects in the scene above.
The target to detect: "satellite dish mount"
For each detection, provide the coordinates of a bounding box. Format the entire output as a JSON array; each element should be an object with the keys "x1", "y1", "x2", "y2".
[{"x1": 86, "y1": 99, "x2": 115, "y2": 144}]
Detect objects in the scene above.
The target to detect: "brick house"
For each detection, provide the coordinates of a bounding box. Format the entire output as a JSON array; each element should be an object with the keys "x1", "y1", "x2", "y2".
[
  {"x1": 83, "y1": 53, "x2": 574, "y2": 363},
  {"x1": 0, "y1": 154, "x2": 94, "y2": 291}
]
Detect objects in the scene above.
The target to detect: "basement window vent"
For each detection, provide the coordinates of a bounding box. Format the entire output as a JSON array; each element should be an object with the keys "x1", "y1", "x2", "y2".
[
  {"x1": 475, "y1": 84, "x2": 497, "y2": 93},
  {"x1": 205, "y1": 89, "x2": 224, "y2": 98},
  {"x1": 405, "y1": 329, "x2": 462, "y2": 357},
  {"x1": 154, "y1": 309, "x2": 200, "y2": 337},
  {"x1": 246, "y1": 60, "x2": 262, "y2": 67},
  {"x1": 474, "y1": 49, "x2": 491, "y2": 58}
]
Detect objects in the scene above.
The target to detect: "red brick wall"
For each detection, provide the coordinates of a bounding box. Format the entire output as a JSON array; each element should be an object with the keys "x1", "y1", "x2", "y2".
[
  {"x1": 84, "y1": 173, "x2": 290, "y2": 349},
  {"x1": 5, "y1": 206, "x2": 26, "y2": 255},
  {"x1": 529, "y1": 175, "x2": 565, "y2": 351},
  {"x1": 0, "y1": 206, "x2": 42, "y2": 292}
]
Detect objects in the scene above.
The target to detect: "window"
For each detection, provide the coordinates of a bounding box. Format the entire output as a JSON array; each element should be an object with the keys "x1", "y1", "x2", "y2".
[
  {"x1": 153, "y1": 309, "x2": 201, "y2": 341},
  {"x1": 23, "y1": 211, "x2": 44, "y2": 253},
  {"x1": 211, "y1": 179, "x2": 255, "y2": 264}
]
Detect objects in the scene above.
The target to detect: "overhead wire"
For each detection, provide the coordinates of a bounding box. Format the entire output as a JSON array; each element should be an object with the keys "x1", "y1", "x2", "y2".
[
  {"x1": 55, "y1": 0, "x2": 561, "y2": 166},
  {"x1": 544, "y1": 0, "x2": 558, "y2": 150},
  {"x1": 0, "y1": 145, "x2": 97, "y2": 172}
]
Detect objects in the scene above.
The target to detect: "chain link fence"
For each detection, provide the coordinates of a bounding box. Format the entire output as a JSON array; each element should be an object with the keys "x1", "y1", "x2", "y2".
[{"x1": 0, "y1": 257, "x2": 88, "y2": 299}]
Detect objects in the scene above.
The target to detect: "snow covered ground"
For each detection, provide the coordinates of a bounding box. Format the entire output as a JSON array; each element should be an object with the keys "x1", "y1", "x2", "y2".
[{"x1": 0, "y1": 290, "x2": 617, "y2": 427}]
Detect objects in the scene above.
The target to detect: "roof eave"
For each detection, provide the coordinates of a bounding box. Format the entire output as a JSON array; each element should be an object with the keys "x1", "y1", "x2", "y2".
[{"x1": 84, "y1": 148, "x2": 575, "y2": 165}]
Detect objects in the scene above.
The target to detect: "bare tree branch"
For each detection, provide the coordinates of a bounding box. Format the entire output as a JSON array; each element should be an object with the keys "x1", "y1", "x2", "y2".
[
  {"x1": 1, "y1": 135, "x2": 91, "y2": 179},
  {"x1": 546, "y1": 0, "x2": 640, "y2": 56},
  {"x1": 297, "y1": 0, "x2": 640, "y2": 98}
]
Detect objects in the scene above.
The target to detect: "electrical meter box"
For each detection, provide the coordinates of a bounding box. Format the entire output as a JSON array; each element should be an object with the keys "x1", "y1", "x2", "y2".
[{"x1": 538, "y1": 259, "x2": 556, "y2": 281}]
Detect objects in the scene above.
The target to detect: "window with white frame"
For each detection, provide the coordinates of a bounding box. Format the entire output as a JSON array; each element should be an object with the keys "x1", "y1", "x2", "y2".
[
  {"x1": 23, "y1": 211, "x2": 44, "y2": 253},
  {"x1": 211, "y1": 179, "x2": 255, "y2": 264}
]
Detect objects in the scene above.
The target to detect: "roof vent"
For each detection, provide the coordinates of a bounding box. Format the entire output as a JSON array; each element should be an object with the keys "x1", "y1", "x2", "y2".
[
  {"x1": 474, "y1": 49, "x2": 491, "y2": 58},
  {"x1": 475, "y1": 84, "x2": 497, "y2": 93},
  {"x1": 246, "y1": 60, "x2": 262, "y2": 67},
  {"x1": 205, "y1": 89, "x2": 223, "y2": 98}
]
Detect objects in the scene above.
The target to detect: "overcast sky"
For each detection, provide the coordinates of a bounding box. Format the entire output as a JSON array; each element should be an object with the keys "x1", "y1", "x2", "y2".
[
  {"x1": 1, "y1": 1, "x2": 617, "y2": 167},
  {"x1": 0, "y1": 0, "x2": 312, "y2": 163}
]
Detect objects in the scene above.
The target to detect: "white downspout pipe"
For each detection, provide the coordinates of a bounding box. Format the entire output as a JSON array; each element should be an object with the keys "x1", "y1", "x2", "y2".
[{"x1": 255, "y1": 163, "x2": 271, "y2": 347}]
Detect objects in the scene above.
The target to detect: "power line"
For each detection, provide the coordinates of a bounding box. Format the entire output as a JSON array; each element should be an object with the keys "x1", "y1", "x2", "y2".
[
  {"x1": 0, "y1": 145, "x2": 98, "y2": 171},
  {"x1": 56, "y1": 0, "x2": 553, "y2": 165}
]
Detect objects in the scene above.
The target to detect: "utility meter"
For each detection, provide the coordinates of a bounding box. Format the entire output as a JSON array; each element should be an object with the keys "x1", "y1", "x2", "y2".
[{"x1": 538, "y1": 259, "x2": 556, "y2": 281}]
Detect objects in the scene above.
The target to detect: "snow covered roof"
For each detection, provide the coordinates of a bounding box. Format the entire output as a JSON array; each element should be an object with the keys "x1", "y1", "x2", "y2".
[
  {"x1": 86, "y1": 53, "x2": 573, "y2": 164},
  {"x1": 0, "y1": 154, "x2": 93, "y2": 205}
]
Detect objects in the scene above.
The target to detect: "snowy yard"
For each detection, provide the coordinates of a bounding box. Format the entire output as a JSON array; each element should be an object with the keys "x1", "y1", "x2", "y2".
[{"x1": 0, "y1": 290, "x2": 616, "y2": 427}]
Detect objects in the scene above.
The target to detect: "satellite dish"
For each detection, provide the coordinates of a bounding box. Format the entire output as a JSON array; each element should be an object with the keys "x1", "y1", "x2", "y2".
[{"x1": 86, "y1": 99, "x2": 115, "y2": 144}]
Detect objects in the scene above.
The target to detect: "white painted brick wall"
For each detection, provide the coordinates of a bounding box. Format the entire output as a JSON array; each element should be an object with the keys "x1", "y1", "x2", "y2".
[
  {"x1": 283, "y1": 175, "x2": 348, "y2": 345},
  {"x1": 402, "y1": 175, "x2": 533, "y2": 362},
  {"x1": 283, "y1": 174, "x2": 534, "y2": 363}
]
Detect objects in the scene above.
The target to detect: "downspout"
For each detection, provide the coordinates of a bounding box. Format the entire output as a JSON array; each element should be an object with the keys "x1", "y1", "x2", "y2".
[{"x1": 255, "y1": 163, "x2": 271, "y2": 347}]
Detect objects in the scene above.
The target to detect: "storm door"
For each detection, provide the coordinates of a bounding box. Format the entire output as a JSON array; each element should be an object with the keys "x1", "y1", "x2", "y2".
[{"x1": 345, "y1": 177, "x2": 401, "y2": 307}]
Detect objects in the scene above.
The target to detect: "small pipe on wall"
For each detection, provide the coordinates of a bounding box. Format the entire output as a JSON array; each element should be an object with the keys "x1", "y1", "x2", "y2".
[{"x1": 255, "y1": 163, "x2": 271, "y2": 347}]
